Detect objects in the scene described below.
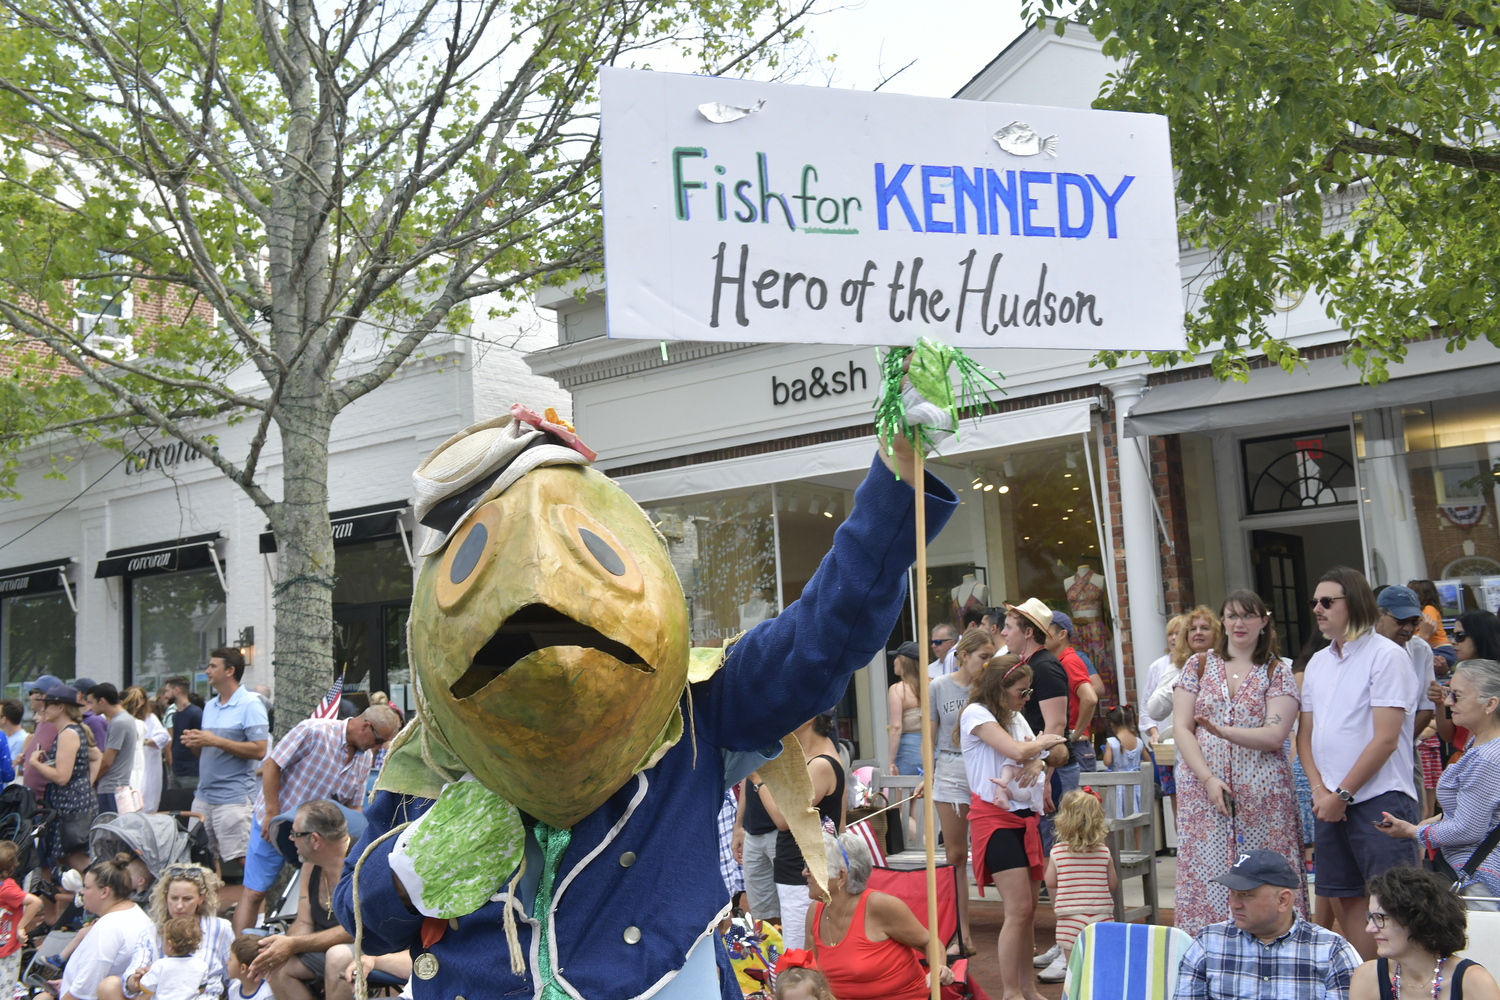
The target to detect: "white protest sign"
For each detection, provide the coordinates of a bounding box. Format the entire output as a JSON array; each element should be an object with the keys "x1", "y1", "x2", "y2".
[{"x1": 600, "y1": 67, "x2": 1186, "y2": 350}]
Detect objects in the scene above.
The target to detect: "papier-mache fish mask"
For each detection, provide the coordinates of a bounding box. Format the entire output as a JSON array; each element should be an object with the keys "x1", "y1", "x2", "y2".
[{"x1": 407, "y1": 407, "x2": 690, "y2": 828}]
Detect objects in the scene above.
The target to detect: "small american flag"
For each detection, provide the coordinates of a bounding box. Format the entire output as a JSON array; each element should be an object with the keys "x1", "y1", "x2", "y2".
[{"x1": 312, "y1": 668, "x2": 345, "y2": 720}]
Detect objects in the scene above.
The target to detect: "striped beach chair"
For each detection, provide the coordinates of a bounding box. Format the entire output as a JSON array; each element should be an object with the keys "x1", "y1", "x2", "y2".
[{"x1": 1063, "y1": 921, "x2": 1193, "y2": 1000}]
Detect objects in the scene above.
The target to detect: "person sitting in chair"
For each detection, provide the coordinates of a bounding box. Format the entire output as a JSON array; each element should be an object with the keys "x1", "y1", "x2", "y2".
[{"x1": 1176, "y1": 850, "x2": 1362, "y2": 999}]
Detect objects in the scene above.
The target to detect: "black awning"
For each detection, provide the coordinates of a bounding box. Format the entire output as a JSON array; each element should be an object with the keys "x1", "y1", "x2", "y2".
[
  {"x1": 258, "y1": 501, "x2": 409, "y2": 554},
  {"x1": 95, "y1": 533, "x2": 222, "y2": 580},
  {"x1": 0, "y1": 558, "x2": 76, "y2": 598}
]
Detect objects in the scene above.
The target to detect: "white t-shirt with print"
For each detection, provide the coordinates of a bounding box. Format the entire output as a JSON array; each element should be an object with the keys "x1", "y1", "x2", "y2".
[{"x1": 960, "y1": 704, "x2": 1044, "y2": 812}]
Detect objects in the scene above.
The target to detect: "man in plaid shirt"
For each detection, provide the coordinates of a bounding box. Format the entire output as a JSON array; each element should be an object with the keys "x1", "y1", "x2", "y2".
[
  {"x1": 1176, "y1": 850, "x2": 1362, "y2": 999},
  {"x1": 233, "y1": 706, "x2": 400, "y2": 933}
]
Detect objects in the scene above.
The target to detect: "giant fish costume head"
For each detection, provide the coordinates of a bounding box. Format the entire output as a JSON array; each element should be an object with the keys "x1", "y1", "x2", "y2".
[{"x1": 407, "y1": 407, "x2": 689, "y2": 828}]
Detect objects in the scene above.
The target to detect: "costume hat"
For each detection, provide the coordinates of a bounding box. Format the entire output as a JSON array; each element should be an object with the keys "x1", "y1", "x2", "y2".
[{"x1": 412, "y1": 405, "x2": 595, "y2": 556}]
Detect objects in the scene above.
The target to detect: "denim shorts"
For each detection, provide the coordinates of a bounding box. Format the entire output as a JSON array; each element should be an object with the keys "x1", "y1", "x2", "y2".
[{"x1": 1313, "y1": 789, "x2": 1418, "y2": 897}]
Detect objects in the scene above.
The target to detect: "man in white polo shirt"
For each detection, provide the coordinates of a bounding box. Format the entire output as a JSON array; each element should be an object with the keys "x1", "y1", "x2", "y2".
[{"x1": 1297, "y1": 566, "x2": 1419, "y2": 961}]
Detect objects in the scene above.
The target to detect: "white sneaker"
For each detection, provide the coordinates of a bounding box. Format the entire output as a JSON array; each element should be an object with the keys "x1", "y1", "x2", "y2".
[
  {"x1": 1033, "y1": 943, "x2": 1062, "y2": 968},
  {"x1": 1037, "y1": 951, "x2": 1069, "y2": 983}
]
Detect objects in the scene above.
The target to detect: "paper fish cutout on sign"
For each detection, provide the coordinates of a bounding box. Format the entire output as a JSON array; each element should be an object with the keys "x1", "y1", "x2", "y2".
[
  {"x1": 698, "y1": 99, "x2": 765, "y2": 124},
  {"x1": 993, "y1": 121, "x2": 1058, "y2": 157}
]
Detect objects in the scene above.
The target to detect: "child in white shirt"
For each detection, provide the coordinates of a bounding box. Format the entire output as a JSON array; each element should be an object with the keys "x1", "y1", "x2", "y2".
[{"x1": 139, "y1": 916, "x2": 207, "y2": 1000}]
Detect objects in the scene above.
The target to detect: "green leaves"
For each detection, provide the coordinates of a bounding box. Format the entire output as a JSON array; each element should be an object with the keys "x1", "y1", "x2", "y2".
[{"x1": 1035, "y1": 0, "x2": 1500, "y2": 380}]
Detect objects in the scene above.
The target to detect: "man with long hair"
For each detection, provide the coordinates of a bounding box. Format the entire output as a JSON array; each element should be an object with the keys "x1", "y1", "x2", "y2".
[{"x1": 1297, "y1": 566, "x2": 1419, "y2": 960}]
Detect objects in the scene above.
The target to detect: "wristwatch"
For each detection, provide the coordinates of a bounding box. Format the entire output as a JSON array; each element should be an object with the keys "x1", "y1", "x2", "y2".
[
  {"x1": 750, "y1": 781, "x2": 765, "y2": 794},
  {"x1": 1335, "y1": 786, "x2": 1355, "y2": 803}
]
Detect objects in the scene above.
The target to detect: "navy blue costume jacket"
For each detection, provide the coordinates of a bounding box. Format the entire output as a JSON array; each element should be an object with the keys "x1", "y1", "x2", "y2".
[{"x1": 334, "y1": 455, "x2": 957, "y2": 999}]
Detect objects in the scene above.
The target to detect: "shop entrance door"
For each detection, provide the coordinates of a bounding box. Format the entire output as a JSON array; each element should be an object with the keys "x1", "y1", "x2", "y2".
[
  {"x1": 1252, "y1": 531, "x2": 1309, "y2": 657},
  {"x1": 332, "y1": 601, "x2": 410, "y2": 707}
]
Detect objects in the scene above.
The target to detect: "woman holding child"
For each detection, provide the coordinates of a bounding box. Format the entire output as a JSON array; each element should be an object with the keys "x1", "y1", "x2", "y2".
[
  {"x1": 961, "y1": 654, "x2": 1067, "y2": 1000},
  {"x1": 99, "y1": 862, "x2": 234, "y2": 1000}
]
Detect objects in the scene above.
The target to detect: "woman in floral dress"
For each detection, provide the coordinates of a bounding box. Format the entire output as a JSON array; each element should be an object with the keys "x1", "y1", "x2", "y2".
[{"x1": 1172, "y1": 593, "x2": 1307, "y2": 936}]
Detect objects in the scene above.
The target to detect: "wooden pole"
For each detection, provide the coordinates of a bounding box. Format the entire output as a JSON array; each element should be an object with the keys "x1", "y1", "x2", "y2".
[{"x1": 913, "y1": 446, "x2": 942, "y2": 1000}]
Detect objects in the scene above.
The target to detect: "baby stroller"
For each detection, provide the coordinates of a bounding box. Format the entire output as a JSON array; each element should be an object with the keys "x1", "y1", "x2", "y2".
[
  {"x1": 88, "y1": 812, "x2": 193, "y2": 889},
  {"x1": 0, "y1": 784, "x2": 45, "y2": 890}
]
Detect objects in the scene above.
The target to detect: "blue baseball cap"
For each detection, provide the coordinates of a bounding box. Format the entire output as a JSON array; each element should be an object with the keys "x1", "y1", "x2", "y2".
[
  {"x1": 1212, "y1": 849, "x2": 1300, "y2": 890},
  {"x1": 1377, "y1": 585, "x2": 1424, "y2": 621},
  {"x1": 28, "y1": 675, "x2": 62, "y2": 695},
  {"x1": 1051, "y1": 611, "x2": 1075, "y2": 635}
]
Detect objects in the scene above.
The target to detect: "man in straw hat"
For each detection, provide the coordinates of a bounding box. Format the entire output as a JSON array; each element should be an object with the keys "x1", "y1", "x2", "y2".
[{"x1": 334, "y1": 404, "x2": 958, "y2": 1000}]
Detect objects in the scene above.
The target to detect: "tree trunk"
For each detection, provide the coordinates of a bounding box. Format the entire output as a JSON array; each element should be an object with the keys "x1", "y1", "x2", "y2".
[{"x1": 265, "y1": 375, "x2": 338, "y2": 734}]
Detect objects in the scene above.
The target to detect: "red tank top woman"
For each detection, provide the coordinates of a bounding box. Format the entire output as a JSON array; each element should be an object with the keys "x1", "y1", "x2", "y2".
[{"x1": 810, "y1": 890, "x2": 929, "y2": 1000}]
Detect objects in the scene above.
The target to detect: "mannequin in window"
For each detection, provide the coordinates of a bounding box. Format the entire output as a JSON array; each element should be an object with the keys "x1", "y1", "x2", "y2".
[
  {"x1": 738, "y1": 592, "x2": 776, "y2": 631},
  {"x1": 1064, "y1": 564, "x2": 1117, "y2": 707},
  {"x1": 949, "y1": 573, "x2": 990, "y2": 628}
]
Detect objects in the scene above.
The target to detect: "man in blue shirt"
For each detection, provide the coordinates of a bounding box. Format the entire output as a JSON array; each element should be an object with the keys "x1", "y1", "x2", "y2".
[
  {"x1": 181, "y1": 648, "x2": 269, "y2": 903},
  {"x1": 1176, "y1": 850, "x2": 1362, "y2": 999}
]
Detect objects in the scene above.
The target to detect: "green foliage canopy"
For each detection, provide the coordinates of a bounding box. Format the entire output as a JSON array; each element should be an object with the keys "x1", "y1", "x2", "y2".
[{"x1": 1024, "y1": 0, "x2": 1500, "y2": 381}]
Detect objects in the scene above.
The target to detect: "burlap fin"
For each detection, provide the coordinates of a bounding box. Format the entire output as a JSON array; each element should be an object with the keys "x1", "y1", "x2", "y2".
[{"x1": 759, "y1": 735, "x2": 830, "y2": 902}]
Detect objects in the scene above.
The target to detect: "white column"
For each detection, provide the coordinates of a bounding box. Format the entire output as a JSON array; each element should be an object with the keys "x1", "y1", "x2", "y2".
[
  {"x1": 1101, "y1": 374, "x2": 1166, "y2": 702},
  {"x1": 865, "y1": 651, "x2": 889, "y2": 772}
]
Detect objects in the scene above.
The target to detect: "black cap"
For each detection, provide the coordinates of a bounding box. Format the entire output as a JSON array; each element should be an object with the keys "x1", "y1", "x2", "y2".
[
  {"x1": 1210, "y1": 849, "x2": 1300, "y2": 890},
  {"x1": 896, "y1": 641, "x2": 921, "y2": 660}
]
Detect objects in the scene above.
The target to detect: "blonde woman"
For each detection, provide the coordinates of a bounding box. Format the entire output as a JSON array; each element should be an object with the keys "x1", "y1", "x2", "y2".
[
  {"x1": 100, "y1": 862, "x2": 234, "y2": 1000},
  {"x1": 122, "y1": 687, "x2": 169, "y2": 814}
]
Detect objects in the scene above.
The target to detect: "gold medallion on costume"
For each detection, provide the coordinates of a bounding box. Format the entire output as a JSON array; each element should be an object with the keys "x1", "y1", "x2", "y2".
[{"x1": 413, "y1": 952, "x2": 440, "y2": 980}]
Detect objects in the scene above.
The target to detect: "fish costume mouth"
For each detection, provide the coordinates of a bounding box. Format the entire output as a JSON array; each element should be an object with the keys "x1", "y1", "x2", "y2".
[{"x1": 451, "y1": 604, "x2": 653, "y2": 699}]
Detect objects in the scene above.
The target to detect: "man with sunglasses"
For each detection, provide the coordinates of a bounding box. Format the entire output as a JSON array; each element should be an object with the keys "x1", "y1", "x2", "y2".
[
  {"x1": 233, "y1": 706, "x2": 400, "y2": 934},
  {"x1": 1297, "y1": 566, "x2": 1420, "y2": 960},
  {"x1": 928, "y1": 624, "x2": 959, "y2": 679}
]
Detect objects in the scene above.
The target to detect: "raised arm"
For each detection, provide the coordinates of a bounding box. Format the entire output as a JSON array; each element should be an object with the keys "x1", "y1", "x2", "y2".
[{"x1": 693, "y1": 454, "x2": 957, "y2": 751}]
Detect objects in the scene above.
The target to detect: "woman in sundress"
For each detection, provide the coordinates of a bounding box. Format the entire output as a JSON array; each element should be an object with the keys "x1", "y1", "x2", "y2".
[{"x1": 1171, "y1": 593, "x2": 1308, "y2": 936}]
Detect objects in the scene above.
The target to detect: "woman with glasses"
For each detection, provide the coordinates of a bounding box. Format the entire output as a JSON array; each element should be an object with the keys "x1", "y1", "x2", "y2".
[
  {"x1": 1171, "y1": 594, "x2": 1307, "y2": 937},
  {"x1": 1376, "y1": 658, "x2": 1500, "y2": 899},
  {"x1": 1432, "y1": 611, "x2": 1500, "y2": 749},
  {"x1": 783, "y1": 831, "x2": 953, "y2": 999},
  {"x1": 961, "y1": 655, "x2": 1065, "y2": 1000},
  {"x1": 1350, "y1": 866, "x2": 1500, "y2": 1000},
  {"x1": 97, "y1": 863, "x2": 233, "y2": 1000}
]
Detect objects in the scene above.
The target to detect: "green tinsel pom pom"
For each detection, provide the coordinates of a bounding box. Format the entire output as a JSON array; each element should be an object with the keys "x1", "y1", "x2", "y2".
[{"x1": 873, "y1": 339, "x2": 1006, "y2": 471}]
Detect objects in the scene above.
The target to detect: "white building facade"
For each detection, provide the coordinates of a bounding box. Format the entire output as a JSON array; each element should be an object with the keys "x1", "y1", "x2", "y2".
[
  {"x1": 524, "y1": 24, "x2": 1500, "y2": 767},
  {"x1": 0, "y1": 324, "x2": 569, "y2": 709}
]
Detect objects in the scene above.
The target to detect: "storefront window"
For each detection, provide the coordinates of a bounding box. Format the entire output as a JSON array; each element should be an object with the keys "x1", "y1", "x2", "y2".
[
  {"x1": 1357, "y1": 392, "x2": 1500, "y2": 610},
  {"x1": 130, "y1": 569, "x2": 224, "y2": 697},
  {"x1": 333, "y1": 538, "x2": 414, "y2": 696},
  {"x1": 0, "y1": 592, "x2": 76, "y2": 700},
  {"x1": 644, "y1": 487, "x2": 777, "y2": 646}
]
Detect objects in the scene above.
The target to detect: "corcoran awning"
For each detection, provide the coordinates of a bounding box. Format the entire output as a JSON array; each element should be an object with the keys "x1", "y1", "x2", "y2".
[
  {"x1": 257, "y1": 501, "x2": 410, "y2": 554},
  {"x1": 0, "y1": 558, "x2": 76, "y2": 598},
  {"x1": 95, "y1": 533, "x2": 223, "y2": 580},
  {"x1": 1124, "y1": 337, "x2": 1500, "y2": 438}
]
